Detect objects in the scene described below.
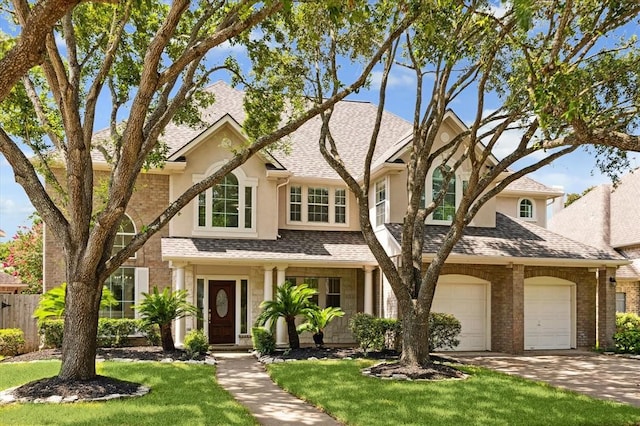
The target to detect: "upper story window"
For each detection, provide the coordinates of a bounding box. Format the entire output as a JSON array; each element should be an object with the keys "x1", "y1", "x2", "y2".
[
  {"x1": 193, "y1": 164, "x2": 257, "y2": 235},
  {"x1": 375, "y1": 180, "x2": 386, "y2": 227},
  {"x1": 287, "y1": 185, "x2": 348, "y2": 226},
  {"x1": 518, "y1": 198, "x2": 534, "y2": 220},
  {"x1": 112, "y1": 214, "x2": 136, "y2": 259},
  {"x1": 432, "y1": 166, "x2": 456, "y2": 222}
]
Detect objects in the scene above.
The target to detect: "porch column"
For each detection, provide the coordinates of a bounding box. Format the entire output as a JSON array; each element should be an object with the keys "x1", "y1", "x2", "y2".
[
  {"x1": 174, "y1": 263, "x2": 186, "y2": 347},
  {"x1": 276, "y1": 265, "x2": 287, "y2": 346},
  {"x1": 263, "y1": 266, "x2": 274, "y2": 302},
  {"x1": 598, "y1": 267, "x2": 617, "y2": 350},
  {"x1": 364, "y1": 266, "x2": 374, "y2": 315}
]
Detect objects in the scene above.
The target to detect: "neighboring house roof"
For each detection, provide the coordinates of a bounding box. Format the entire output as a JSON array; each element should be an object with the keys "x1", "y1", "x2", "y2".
[
  {"x1": 0, "y1": 271, "x2": 28, "y2": 293},
  {"x1": 161, "y1": 229, "x2": 377, "y2": 266},
  {"x1": 501, "y1": 176, "x2": 564, "y2": 198},
  {"x1": 548, "y1": 184, "x2": 612, "y2": 252},
  {"x1": 609, "y1": 171, "x2": 640, "y2": 247},
  {"x1": 386, "y1": 213, "x2": 625, "y2": 265}
]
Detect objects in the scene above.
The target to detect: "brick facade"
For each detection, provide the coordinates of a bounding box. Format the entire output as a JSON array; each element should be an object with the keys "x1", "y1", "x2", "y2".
[
  {"x1": 617, "y1": 281, "x2": 640, "y2": 315},
  {"x1": 44, "y1": 171, "x2": 171, "y2": 292}
]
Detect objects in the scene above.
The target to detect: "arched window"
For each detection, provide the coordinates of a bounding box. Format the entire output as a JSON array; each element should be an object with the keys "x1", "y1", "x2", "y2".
[
  {"x1": 519, "y1": 198, "x2": 534, "y2": 220},
  {"x1": 195, "y1": 165, "x2": 256, "y2": 233},
  {"x1": 432, "y1": 166, "x2": 456, "y2": 221},
  {"x1": 112, "y1": 214, "x2": 136, "y2": 258}
]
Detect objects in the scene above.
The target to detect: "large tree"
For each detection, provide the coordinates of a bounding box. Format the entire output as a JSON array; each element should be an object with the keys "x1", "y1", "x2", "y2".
[
  {"x1": 0, "y1": 0, "x2": 415, "y2": 380},
  {"x1": 316, "y1": 0, "x2": 640, "y2": 367}
]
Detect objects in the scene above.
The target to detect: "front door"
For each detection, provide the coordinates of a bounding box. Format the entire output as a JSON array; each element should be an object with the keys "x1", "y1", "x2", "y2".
[{"x1": 208, "y1": 280, "x2": 236, "y2": 344}]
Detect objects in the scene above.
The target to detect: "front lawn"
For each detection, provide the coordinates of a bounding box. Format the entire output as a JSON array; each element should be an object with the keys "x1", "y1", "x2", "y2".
[
  {"x1": 0, "y1": 361, "x2": 257, "y2": 425},
  {"x1": 268, "y1": 360, "x2": 640, "y2": 426}
]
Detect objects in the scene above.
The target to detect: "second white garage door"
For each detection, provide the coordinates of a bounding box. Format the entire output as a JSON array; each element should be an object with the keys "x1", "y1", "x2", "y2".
[
  {"x1": 524, "y1": 278, "x2": 574, "y2": 350},
  {"x1": 432, "y1": 275, "x2": 490, "y2": 351}
]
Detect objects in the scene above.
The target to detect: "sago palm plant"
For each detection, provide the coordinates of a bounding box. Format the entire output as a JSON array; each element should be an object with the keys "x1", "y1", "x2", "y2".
[
  {"x1": 297, "y1": 306, "x2": 345, "y2": 346},
  {"x1": 134, "y1": 287, "x2": 198, "y2": 351},
  {"x1": 256, "y1": 281, "x2": 318, "y2": 349}
]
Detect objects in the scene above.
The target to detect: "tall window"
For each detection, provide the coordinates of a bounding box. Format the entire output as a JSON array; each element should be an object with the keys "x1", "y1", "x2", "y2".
[
  {"x1": 195, "y1": 169, "x2": 256, "y2": 232},
  {"x1": 335, "y1": 189, "x2": 346, "y2": 224},
  {"x1": 212, "y1": 173, "x2": 239, "y2": 227},
  {"x1": 286, "y1": 276, "x2": 340, "y2": 308},
  {"x1": 326, "y1": 278, "x2": 341, "y2": 307},
  {"x1": 290, "y1": 186, "x2": 302, "y2": 221},
  {"x1": 101, "y1": 267, "x2": 136, "y2": 319},
  {"x1": 240, "y1": 279, "x2": 249, "y2": 334},
  {"x1": 432, "y1": 166, "x2": 456, "y2": 221},
  {"x1": 519, "y1": 198, "x2": 534, "y2": 219},
  {"x1": 112, "y1": 215, "x2": 136, "y2": 258},
  {"x1": 308, "y1": 187, "x2": 329, "y2": 222},
  {"x1": 616, "y1": 292, "x2": 626, "y2": 313},
  {"x1": 375, "y1": 180, "x2": 386, "y2": 227}
]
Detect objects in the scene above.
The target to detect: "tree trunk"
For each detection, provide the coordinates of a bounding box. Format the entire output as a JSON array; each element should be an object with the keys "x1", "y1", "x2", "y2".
[
  {"x1": 160, "y1": 323, "x2": 175, "y2": 351},
  {"x1": 59, "y1": 281, "x2": 101, "y2": 380},
  {"x1": 399, "y1": 301, "x2": 431, "y2": 367},
  {"x1": 286, "y1": 317, "x2": 300, "y2": 349}
]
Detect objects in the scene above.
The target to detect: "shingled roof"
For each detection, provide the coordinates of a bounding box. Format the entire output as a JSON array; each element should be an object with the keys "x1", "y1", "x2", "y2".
[
  {"x1": 502, "y1": 176, "x2": 564, "y2": 197},
  {"x1": 386, "y1": 213, "x2": 624, "y2": 262},
  {"x1": 161, "y1": 229, "x2": 377, "y2": 265}
]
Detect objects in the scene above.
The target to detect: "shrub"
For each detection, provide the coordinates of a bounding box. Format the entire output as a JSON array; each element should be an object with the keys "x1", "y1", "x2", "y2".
[
  {"x1": 348, "y1": 313, "x2": 399, "y2": 354},
  {"x1": 251, "y1": 327, "x2": 275, "y2": 355},
  {"x1": 349, "y1": 312, "x2": 461, "y2": 354},
  {"x1": 39, "y1": 319, "x2": 64, "y2": 348},
  {"x1": 614, "y1": 313, "x2": 640, "y2": 354},
  {"x1": 97, "y1": 318, "x2": 140, "y2": 347},
  {"x1": 39, "y1": 318, "x2": 146, "y2": 348},
  {"x1": 184, "y1": 329, "x2": 209, "y2": 358},
  {"x1": 429, "y1": 312, "x2": 461, "y2": 351},
  {"x1": 0, "y1": 328, "x2": 26, "y2": 356}
]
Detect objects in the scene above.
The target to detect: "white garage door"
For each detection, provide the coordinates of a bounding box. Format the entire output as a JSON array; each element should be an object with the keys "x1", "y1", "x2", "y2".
[
  {"x1": 524, "y1": 282, "x2": 573, "y2": 350},
  {"x1": 432, "y1": 276, "x2": 489, "y2": 351}
]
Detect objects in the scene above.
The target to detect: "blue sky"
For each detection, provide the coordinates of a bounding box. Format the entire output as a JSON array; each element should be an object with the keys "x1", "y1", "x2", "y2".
[{"x1": 1, "y1": 6, "x2": 638, "y2": 241}]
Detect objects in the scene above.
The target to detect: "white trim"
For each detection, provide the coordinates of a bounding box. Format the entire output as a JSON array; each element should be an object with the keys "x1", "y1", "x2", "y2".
[
  {"x1": 192, "y1": 162, "x2": 258, "y2": 234},
  {"x1": 436, "y1": 274, "x2": 491, "y2": 351},
  {"x1": 517, "y1": 197, "x2": 536, "y2": 221},
  {"x1": 169, "y1": 114, "x2": 245, "y2": 160},
  {"x1": 524, "y1": 277, "x2": 576, "y2": 349},
  {"x1": 197, "y1": 275, "x2": 250, "y2": 345},
  {"x1": 285, "y1": 184, "x2": 350, "y2": 228},
  {"x1": 373, "y1": 178, "x2": 388, "y2": 229},
  {"x1": 134, "y1": 267, "x2": 149, "y2": 320},
  {"x1": 426, "y1": 162, "x2": 465, "y2": 225}
]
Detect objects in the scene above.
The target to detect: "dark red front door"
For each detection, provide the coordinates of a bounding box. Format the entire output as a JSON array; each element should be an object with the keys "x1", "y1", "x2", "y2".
[{"x1": 208, "y1": 280, "x2": 235, "y2": 344}]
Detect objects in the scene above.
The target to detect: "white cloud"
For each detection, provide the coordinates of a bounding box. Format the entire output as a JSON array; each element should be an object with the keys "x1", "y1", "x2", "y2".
[
  {"x1": 370, "y1": 68, "x2": 416, "y2": 89},
  {"x1": 217, "y1": 40, "x2": 247, "y2": 54},
  {"x1": 0, "y1": 198, "x2": 35, "y2": 215},
  {"x1": 484, "y1": 2, "x2": 508, "y2": 19}
]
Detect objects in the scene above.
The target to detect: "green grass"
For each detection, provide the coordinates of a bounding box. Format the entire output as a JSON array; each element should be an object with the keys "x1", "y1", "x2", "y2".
[
  {"x1": 268, "y1": 360, "x2": 640, "y2": 426},
  {"x1": 0, "y1": 361, "x2": 257, "y2": 426}
]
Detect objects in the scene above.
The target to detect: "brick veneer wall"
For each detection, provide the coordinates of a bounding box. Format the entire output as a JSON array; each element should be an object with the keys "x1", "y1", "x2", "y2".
[
  {"x1": 434, "y1": 263, "x2": 599, "y2": 353},
  {"x1": 617, "y1": 281, "x2": 640, "y2": 315},
  {"x1": 44, "y1": 171, "x2": 171, "y2": 290}
]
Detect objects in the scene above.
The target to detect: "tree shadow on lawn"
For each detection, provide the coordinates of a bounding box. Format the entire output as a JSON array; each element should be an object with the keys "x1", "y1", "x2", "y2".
[
  {"x1": 267, "y1": 360, "x2": 640, "y2": 426},
  {"x1": 0, "y1": 362, "x2": 257, "y2": 426}
]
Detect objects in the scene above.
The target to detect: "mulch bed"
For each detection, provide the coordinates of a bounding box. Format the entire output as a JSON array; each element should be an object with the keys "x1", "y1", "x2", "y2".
[
  {"x1": 1, "y1": 346, "x2": 202, "y2": 363},
  {"x1": 365, "y1": 361, "x2": 466, "y2": 380}
]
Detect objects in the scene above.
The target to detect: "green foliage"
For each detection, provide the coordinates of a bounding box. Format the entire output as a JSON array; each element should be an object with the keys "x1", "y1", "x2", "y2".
[
  {"x1": 97, "y1": 318, "x2": 140, "y2": 347},
  {"x1": 349, "y1": 312, "x2": 462, "y2": 353},
  {"x1": 0, "y1": 214, "x2": 43, "y2": 293},
  {"x1": 256, "y1": 281, "x2": 319, "y2": 349},
  {"x1": 251, "y1": 327, "x2": 276, "y2": 355},
  {"x1": 38, "y1": 319, "x2": 64, "y2": 348},
  {"x1": 39, "y1": 318, "x2": 146, "y2": 349},
  {"x1": 348, "y1": 313, "x2": 399, "y2": 354},
  {"x1": 134, "y1": 286, "x2": 199, "y2": 351},
  {"x1": 428, "y1": 312, "x2": 462, "y2": 351},
  {"x1": 564, "y1": 186, "x2": 596, "y2": 207},
  {"x1": 33, "y1": 282, "x2": 118, "y2": 321},
  {"x1": 297, "y1": 306, "x2": 345, "y2": 335},
  {"x1": 0, "y1": 328, "x2": 25, "y2": 356},
  {"x1": 614, "y1": 312, "x2": 640, "y2": 354},
  {"x1": 184, "y1": 329, "x2": 209, "y2": 358}
]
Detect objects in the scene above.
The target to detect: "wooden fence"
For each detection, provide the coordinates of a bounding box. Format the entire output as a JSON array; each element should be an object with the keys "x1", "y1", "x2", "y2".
[{"x1": 0, "y1": 294, "x2": 40, "y2": 352}]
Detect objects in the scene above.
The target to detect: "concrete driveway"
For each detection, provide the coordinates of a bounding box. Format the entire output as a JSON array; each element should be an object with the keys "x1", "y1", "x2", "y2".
[{"x1": 450, "y1": 352, "x2": 640, "y2": 407}]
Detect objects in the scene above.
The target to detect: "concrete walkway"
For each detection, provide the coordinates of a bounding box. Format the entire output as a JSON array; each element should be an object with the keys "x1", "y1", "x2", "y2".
[
  {"x1": 451, "y1": 352, "x2": 640, "y2": 407},
  {"x1": 214, "y1": 352, "x2": 341, "y2": 426}
]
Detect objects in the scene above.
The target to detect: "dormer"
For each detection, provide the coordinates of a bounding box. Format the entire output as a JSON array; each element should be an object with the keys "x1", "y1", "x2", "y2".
[{"x1": 496, "y1": 176, "x2": 564, "y2": 228}]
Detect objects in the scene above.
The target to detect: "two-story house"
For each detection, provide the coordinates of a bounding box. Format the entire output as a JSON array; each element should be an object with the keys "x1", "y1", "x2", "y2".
[{"x1": 44, "y1": 81, "x2": 625, "y2": 353}]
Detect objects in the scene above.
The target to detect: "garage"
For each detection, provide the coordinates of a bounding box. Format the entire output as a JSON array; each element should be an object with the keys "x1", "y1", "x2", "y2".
[
  {"x1": 524, "y1": 277, "x2": 575, "y2": 350},
  {"x1": 432, "y1": 275, "x2": 490, "y2": 351}
]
